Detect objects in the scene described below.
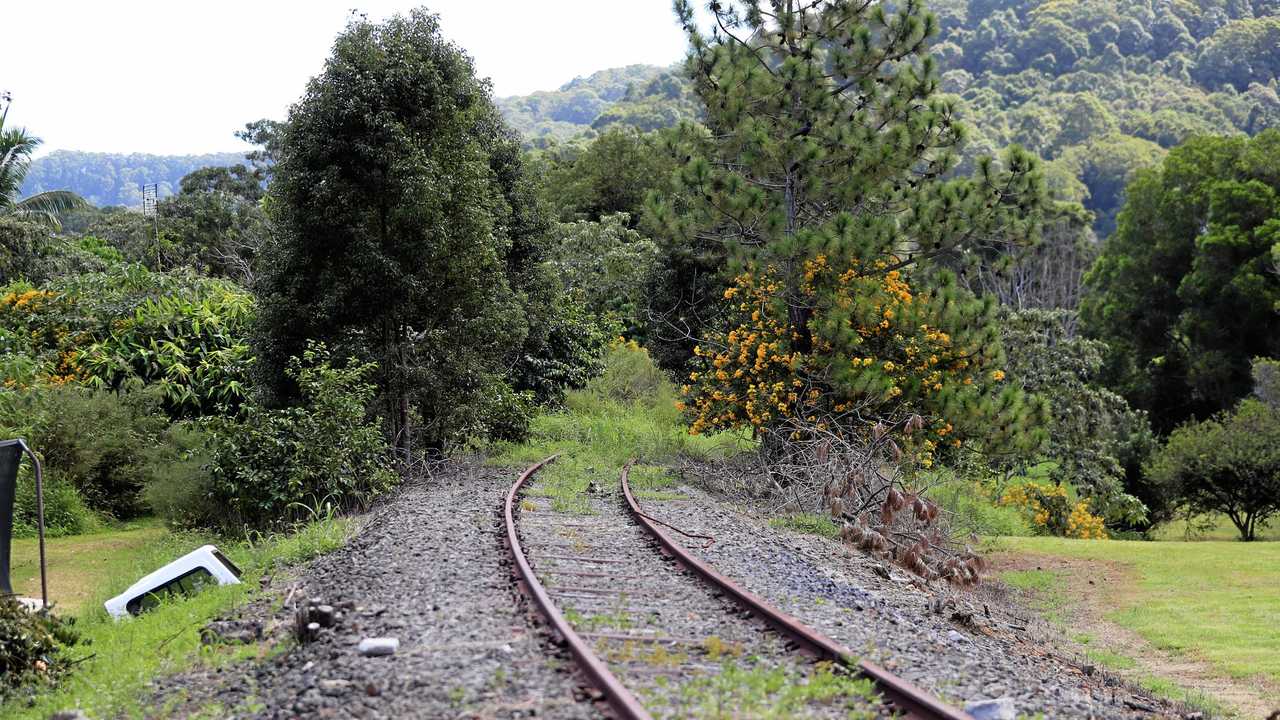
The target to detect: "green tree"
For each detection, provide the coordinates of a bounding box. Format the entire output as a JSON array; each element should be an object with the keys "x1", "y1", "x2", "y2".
[
  {"x1": 538, "y1": 128, "x2": 677, "y2": 223},
  {"x1": 545, "y1": 213, "x2": 660, "y2": 334},
  {"x1": 1147, "y1": 391, "x2": 1280, "y2": 541},
  {"x1": 1051, "y1": 133, "x2": 1165, "y2": 237},
  {"x1": 1194, "y1": 16, "x2": 1280, "y2": 91},
  {"x1": 256, "y1": 10, "x2": 547, "y2": 454},
  {"x1": 658, "y1": 0, "x2": 1047, "y2": 456},
  {"x1": 999, "y1": 309, "x2": 1152, "y2": 527},
  {"x1": 160, "y1": 164, "x2": 267, "y2": 283},
  {"x1": 0, "y1": 97, "x2": 85, "y2": 229},
  {"x1": 1083, "y1": 130, "x2": 1280, "y2": 433}
]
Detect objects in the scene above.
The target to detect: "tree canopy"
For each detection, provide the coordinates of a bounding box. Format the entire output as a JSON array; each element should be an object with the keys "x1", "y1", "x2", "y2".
[
  {"x1": 256, "y1": 9, "x2": 551, "y2": 453},
  {"x1": 1082, "y1": 130, "x2": 1280, "y2": 433}
]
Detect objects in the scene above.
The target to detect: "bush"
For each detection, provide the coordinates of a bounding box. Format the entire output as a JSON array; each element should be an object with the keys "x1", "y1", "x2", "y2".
[
  {"x1": 12, "y1": 475, "x2": 99, "y2": 538},
  {"x1": 164, "y1": 343, "x2": 396, "y2": 531},
  {"x1": 140, "y1": 423, "x2": 217, "y2": 530},
  {"x1": 0, "y1": 265, "x2": 254, "y2": 418},
  {"x1": 1147, "y1": 393, "x2": 1280, "y2": 541},
  {"x1": 511, "y1": 295, "x2": 610, "y2": 406},
  {"x1": 998, "y1": 480, "x2": 1108, "y2": 539},
  {"x1": 1, "y1": 385, "x2": 170, "y2": 521},
  {"x1": 926, "y1": 478, "x2": 1033, "y2": 538},
  {"x1": 0, "y1": 597, "x2": 82, "y2": 701},
  {"x1": 584, "y1": 339, "x2": 670, "y2": 404}
]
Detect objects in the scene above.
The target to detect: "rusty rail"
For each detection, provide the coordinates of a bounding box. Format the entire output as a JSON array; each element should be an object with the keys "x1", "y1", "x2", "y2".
[
  {"x1": 504, "y1": 456, "x2": 654, "y2": 720},
  {"x1": 621, "y1": 464, "x2": 971, "y2": 720}
]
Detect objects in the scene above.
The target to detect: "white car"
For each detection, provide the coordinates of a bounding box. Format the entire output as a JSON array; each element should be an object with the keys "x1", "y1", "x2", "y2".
[{"x1": 104, "y1": 544, "x2": 242, "y2": 619}]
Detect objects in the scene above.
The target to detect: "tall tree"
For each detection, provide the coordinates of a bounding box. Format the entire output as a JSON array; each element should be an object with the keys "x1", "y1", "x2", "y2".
[
  {"x1": 256, "y1": 10, "x2": 540, "y2": 454},
  {"x1": 1082, "y1": 130, "x2": 1280, "y2": 433},
  {"x1": 0, "y1": 96, "x2": 85, "y2": 229}
]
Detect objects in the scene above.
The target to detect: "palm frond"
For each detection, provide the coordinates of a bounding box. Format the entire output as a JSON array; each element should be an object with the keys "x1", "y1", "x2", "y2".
[
  {"x1": 11, "y1": 190, "x2": 88, "y2": 230},
  {"x1": 0, "y1": 126, "x2": 42, "y2": 201}
]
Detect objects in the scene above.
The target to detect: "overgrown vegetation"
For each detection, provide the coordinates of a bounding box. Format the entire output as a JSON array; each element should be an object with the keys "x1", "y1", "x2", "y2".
[
  {"x1": 2, "y1": 516, "x2": 353, "y2": 718},
  {"x1": 3, "y1": 0, "x2": 1280, "y2": 711}
]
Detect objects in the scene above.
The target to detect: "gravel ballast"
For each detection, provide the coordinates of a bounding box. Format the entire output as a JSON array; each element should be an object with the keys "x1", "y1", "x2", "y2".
[
  {"x1": 152, "y1": 462, "x2": 600, "y2": 719},
  {"x1": 149, "y1": 458, "x2": 1192, "y2": 719},
  {"x1": 638, "y1": 468, "x2": 1190, "y2": 720}
]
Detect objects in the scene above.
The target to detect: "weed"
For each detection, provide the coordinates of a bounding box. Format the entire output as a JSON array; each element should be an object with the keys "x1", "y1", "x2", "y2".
[
  {"x1": 660, "y1": 660, "x2": 878, "y2": 719},
  {"x1": 768, "y1": 513, "x2": 841, "y2": 539}
]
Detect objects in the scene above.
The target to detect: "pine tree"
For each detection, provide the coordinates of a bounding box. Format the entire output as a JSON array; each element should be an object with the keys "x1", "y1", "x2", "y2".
[{"x1": 654, "y1": 0, "x2": 1048, "y2": 458}]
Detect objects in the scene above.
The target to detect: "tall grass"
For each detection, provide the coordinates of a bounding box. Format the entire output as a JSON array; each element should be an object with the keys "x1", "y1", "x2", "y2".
[{"x1": 490, "y1": 342, "x2": 749, "y2": 511}]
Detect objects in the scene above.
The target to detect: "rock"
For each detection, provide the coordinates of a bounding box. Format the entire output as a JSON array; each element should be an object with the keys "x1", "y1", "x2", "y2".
[
  {"x1": 357, "y1": 637, "x2": 399, "y2": 656},
  {"x1": 964, "y1": 697, "x2": 1017, "y2": 720},
  {"x1": 314, "y1": 604, "x2": 337, "y2": 628},
  {"x1": 48, "y1": 712, "x2": 90, "y2": 720},
  {"x1": 947, "y1": 630, "x2": 967, "y2": 644},
  {"x1": 200, "y1": 619, "x2": 261, "y2": 646},
  {"x1": 318, "y1": 679, "x2": 352, "y2": 696}
]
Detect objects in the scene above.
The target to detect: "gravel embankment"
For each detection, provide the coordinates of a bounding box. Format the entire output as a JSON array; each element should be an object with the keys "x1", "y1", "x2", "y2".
[
  {"x1": 639, "y1": 469, "x2": 1191, "y2": 720},
  {"x1": 148, "y1": 457, "x2": 1193, "y2": 719},
  {"x1": 152, "y1": 462, "x2": 600, "y2": 719}
]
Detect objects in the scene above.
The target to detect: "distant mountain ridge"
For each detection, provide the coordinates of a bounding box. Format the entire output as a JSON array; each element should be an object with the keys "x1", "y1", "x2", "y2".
[
  {"x1": 22, "y1": 150, "x2": 245, "y2": 208},
  {"x1": 495, "y1": 63, "x2": 699, "y2": 146}
]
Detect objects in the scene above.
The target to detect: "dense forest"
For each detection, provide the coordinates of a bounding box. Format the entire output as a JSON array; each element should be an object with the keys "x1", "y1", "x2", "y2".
[
  {"x1": 21, "y1": 150, "x2": 244, "y2": 207},
  {"x1": 500, "y1": 0, "x2": 1280, "y2": 237}
]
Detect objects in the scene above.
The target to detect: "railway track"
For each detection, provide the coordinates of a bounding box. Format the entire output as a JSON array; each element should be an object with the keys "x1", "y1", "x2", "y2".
[{"x1": 503, "y1": 456, "x2": 970, "y2": 720}]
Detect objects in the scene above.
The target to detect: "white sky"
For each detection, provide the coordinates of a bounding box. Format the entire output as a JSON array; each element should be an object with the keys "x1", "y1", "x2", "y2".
[{"x1": 2, "y1": 1, "x2": 692, "y2": 156}]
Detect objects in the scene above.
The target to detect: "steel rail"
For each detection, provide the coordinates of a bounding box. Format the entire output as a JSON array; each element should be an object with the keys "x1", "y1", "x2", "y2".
[
  {"x1": 620, "y1": 464, "x2": 971, "y2": 720},
  {"x1": 504, "y1": 456, "x2": 654, "y2": 720}
]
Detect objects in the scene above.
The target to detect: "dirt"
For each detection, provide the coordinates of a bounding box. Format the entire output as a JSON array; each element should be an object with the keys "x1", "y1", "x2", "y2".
[{"x1": 990, "y1": 552, "x2": 1280, "y2": 719}]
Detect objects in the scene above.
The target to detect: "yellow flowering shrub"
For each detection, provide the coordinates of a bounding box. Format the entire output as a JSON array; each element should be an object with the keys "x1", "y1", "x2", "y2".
[
  {"x1": 0, "y1": 288, "x2": 87, "y2": 387},
  {"x1": 999, "y1": 480, "x2": 1107, "y2": 539},
  {"x1": 680, "y1": 257, "x2": 1032, "y2": 465}
]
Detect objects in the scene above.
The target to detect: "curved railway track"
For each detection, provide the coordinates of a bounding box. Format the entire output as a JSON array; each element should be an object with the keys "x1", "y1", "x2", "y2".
[{"x1": 504, "y1": 456, "x2": 971, "y2": 720}]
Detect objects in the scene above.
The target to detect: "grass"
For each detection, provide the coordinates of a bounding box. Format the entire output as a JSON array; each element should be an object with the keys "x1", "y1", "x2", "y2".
[
  {"x1": 3, "y1": 514, "x2": 356, "y2": 719},
  {"x1": 1149, "y1": 513, "x2": 1277, "y2": 542},
  {"x1": 1000, "y1": 568, "x2": 1070, "y2": 624},
  {"x1": 656, "y1": 660, "x2": 879, "y2": 719},
  {"x1": 993, "y1": 535, "x2": 1280, "y2": 684},
  {"x1": 489, "y1": 343, "x2": 749, "y2": 510},
  {"x1": 768, "y1": 512, "x2": 840, "y2": 539},
  {"x1": 10, "y1": 519, "x2": 169, "y2": 615}
]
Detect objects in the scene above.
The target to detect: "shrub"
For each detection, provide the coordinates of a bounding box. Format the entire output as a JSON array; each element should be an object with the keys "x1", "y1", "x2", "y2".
[
  {"x1": 12, "y1": 474, "x2": 99, "y2": 538},
  {"x1": 140, "y1": 423, "x2": 217, "y2": 530},
  {"x1": 999, "y1": 480, "x2": 1108, "y2": 539},
  {"x1": 511, "y1": 295, "x2": 610, "y2": 406},
  {"x1": 925, "y1": 478, "x2": 1033, "y2": 538},
  {"x1": 174, "y1": 343, "x2": 396, "y2": 531},
  {"x1": 0, "y1": 385, "x2": 169, "y2": 520},
  {"x1": 0, "y1": 266, "x2": 254, "y2": 418},
  {"x1": 585, "y1": 340, "x2": 670, "y2": 405},
  {"x1": 1147, "y1": 392, "x2": 1280, "y2": 541},
  {"x1": 0, "y1": 597, "x2": 82, "y2": 701}
]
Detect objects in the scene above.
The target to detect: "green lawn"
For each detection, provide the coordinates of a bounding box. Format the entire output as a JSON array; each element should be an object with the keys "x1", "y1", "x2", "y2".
[
  {"x1": 3, "y1": 516, "x2": 354, "y2": 719},
  {"x1": 993, "y1": 536, "x2": 1280, "y2": 685}
]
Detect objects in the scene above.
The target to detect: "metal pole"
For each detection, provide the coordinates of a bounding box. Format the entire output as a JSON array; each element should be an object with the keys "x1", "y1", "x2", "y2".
[{"x1": 17, "y1": 440, "x2": 47, "y2": 609}]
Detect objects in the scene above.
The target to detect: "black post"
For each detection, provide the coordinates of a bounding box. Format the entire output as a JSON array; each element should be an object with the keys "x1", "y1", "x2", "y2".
[{"x1": 0, "y1": 439, "x2": 47, "y2": 608}]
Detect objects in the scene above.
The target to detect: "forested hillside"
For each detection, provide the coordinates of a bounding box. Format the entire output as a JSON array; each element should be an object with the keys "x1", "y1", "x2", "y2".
[
  {"x1": 21, "y1": 150, "x2": 244, "y2": 207},
  {"x1": 495, "y1": 64, "x2": 700, "y2": 146},
  {"x1": 932, "y1": 0, "x2": 1280, "y2": 235},
  {"x1": 502, "y1": 0, "x2": 1280, "y2": 235}
]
